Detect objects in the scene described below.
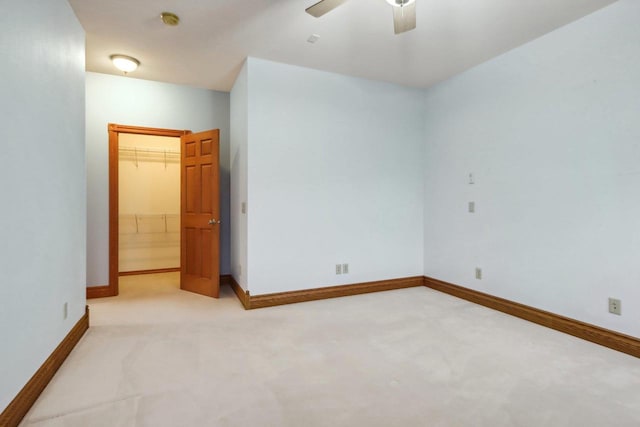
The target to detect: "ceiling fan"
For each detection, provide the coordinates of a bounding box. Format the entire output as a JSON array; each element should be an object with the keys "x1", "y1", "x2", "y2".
[{"x1": 306, "y1": 0, "x2": 416, "y2": 35}]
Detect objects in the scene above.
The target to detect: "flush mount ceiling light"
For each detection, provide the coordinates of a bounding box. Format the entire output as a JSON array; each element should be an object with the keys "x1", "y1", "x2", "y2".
[
  {"x1": 161, "y1": 12, "x2": 180, "y2": 26},
  {"x1": 110, "y1": 54, "x2": 140, "y2": 73}
]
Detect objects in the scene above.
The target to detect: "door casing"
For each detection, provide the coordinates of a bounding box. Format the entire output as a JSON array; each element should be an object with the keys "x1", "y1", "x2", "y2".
[{"x1": 87, "y1": 124, "x2": 191, "y2": 298}]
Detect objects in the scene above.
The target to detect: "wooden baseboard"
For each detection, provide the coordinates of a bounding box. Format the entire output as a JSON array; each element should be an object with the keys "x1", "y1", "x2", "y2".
[
  {"x1": 220, "y1": 274, "x2": 232, "y2": 286},
  {"x1": 423, "y1": 276, "x2": 640, "y2": 359},
  {"x1": 234, "y1": 276, "x2": 424, "y2": 310},
  {"x1": 86, "y1": 285, "x2": 117, "y2": 299},
  {"x1": 230, "y1": 276, "x2": 250, "y2": 309},
  {"x1": 0, "y1": 306, "x2": 90, "y2": 427},
  {"x1": 119, "y1": 267, "x2": 180, "y2": 276}
]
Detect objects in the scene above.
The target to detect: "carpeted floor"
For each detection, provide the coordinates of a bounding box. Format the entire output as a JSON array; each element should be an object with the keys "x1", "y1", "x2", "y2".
[{"x1": 20, "y1": 272, "x2": 640, "y2": 426}]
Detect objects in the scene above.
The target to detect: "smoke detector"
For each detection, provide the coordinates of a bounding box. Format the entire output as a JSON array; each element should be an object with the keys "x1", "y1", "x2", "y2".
[{"x1": 161, "y1": 12, "x2": 180, "y2": 26}]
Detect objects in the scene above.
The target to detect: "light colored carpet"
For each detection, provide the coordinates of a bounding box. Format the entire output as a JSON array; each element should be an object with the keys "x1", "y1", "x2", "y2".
[{"x1": 20, "y1": 272, "x2": 640, "y2": 426}]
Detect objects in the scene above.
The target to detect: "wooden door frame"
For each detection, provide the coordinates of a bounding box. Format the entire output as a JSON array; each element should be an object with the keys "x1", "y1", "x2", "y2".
[{"x1": 87, "y1": 124, "x2": 191, "y2": 299}]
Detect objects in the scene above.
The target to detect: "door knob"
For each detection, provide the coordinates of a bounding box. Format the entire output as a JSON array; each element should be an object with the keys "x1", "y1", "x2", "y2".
[{"x1": 208, "y1": 218, "x2": 221, "y2": 225}]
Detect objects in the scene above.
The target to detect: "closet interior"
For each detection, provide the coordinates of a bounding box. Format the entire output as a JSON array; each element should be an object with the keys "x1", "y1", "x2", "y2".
[{"x1": 118, "y1": 133, "x2": 180, "y2": 274}]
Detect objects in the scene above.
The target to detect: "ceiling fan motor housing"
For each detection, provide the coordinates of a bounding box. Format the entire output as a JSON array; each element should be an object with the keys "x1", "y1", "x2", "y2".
[{"x1": 387, "y1": 0, "x2": 415, "y2": 6}]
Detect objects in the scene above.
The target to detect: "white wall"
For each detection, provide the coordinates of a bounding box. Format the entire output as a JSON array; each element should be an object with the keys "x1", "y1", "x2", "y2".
[
  {"x1": 0, "y1": 0, "x2": 85, "y2": 411},
  {"x1": 243, "y1": 58, "x2": 424, "y2": 295},
  {"x1": 423, "y1": 0, "x2": 640, "y2": 337},
  {"x1": 230, "y1": 61, "x2": 249, "y2": 289},
  {"x1": 86, "y1": 73, "x2": 231, "y2": 286}
]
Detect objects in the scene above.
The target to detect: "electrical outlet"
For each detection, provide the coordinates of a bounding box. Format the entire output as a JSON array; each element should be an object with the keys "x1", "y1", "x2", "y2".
[
  {"x1": 469, "y1": 173, "x2": 475, "y2": 184},
  {"x1": 468, "y1": 201, "x2": 475, "y2": 213},
  {"x1": 336, "y1": 264, "x2": 342, "y2": 275},
  {"x1": 241, "y1": 202, "x2": 247, "y2": 214},
  {"x1": 63, "y1": 302, "x2": 68, "y2": 320},
  {"x1": 475, "y1": 268, "x2": 482, "y2": 280},
  {"x1": 342, "y1": 263, "x2": 349, "y2": 274},
  {"x1": 238, "y1": 264, "x2": 242, "y2": 276},
  {"x1": 609, "y1": 298, "x2": 621, "y2": 315}
]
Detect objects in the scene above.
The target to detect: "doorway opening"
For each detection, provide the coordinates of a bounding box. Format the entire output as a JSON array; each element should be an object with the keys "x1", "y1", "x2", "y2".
[
  {"x1": 118, "y1": 132, "x2": 181, "y2": 277},
  {"x1": 88, "y1": 124, "x2": 221, "y2": 299}
]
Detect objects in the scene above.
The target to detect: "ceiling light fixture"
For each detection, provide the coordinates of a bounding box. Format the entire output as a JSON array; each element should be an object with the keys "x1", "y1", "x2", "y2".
[
  {"x1": 161, "y1": 12, "x2": 180, "y2": 26},
  {"x1": 110, "y1": 54, "x2": 140, "y2": 74}
]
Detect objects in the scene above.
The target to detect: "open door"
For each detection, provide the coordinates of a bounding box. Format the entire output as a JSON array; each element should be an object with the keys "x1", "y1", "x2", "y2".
[{"x1": 180, "y1": 129, "x2": 220, "y2": 298}]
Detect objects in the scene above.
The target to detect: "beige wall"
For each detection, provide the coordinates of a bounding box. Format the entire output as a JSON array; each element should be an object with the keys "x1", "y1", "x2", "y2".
[{"x1": 119, "y1": 134, "x2": 180, "y2": 272}]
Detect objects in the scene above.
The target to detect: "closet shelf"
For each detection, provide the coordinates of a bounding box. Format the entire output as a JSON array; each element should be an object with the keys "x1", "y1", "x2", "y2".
[
  {"x1": 119, "y1": 213, "x2": 180, "y2": 234},
  {"x1": 119, "y1": 146, "x2": 180, "y2": 167}
]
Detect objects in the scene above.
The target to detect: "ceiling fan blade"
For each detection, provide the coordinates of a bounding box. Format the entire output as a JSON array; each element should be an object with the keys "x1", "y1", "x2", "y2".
[
  {"x1": 306, "y1": 0, "x2": 349, "y2": 18},
  {"x1": 392, "y1": 2, "x2": 416, "y2": 34}
]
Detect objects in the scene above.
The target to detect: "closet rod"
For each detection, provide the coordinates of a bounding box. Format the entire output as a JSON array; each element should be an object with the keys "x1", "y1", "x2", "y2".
[
  {"x1": 119, "y1": 146, "x2": 179, "y2": 168},
  {"x1": 118, "y1": 213, "x2": 179, "y2": 235},
  {"x1": 118, "y1": 146, "x2": 180, "y2": 155}
]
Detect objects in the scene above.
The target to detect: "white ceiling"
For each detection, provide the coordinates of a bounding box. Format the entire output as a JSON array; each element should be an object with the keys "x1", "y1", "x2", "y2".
[{"x1": 69, "y1": 0, "x2": 617, "y2": 92}]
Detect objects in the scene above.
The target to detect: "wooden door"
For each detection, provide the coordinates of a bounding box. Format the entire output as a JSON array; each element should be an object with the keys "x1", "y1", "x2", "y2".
[{"x1": 180, "y1": 129, "x2": 220, "y2": 297}]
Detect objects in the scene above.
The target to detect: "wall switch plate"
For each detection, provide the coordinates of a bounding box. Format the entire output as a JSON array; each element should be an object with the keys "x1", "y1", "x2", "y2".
[
  {"x1": 241, "y1": 202, "x2": 247, "y2": 214},
  {"x1": 609, "y1": 298, "x2": 621, "y2": 315},
  {"x1": 336, "y1": 264, "x2": 342, "y2": 275},
  {"x1": 342, "y1": 263, "x2": 349, "y2": 274},
  {"x1": 63, "y1": 302, "x2": 68, "y2": 320},
  {"x1": 475, "y1": 268, "x2": 482, "y2": 280},
  {"x1": 468, "y1": 201, "x2": 475, "y2": 213}
]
